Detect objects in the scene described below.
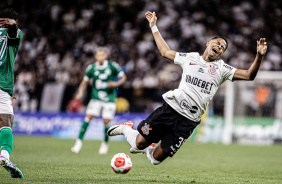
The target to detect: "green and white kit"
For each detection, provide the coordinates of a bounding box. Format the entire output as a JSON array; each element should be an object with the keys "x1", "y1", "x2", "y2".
[{"x1": 84, "y1": 60, "x2": 124, "y2": 119}]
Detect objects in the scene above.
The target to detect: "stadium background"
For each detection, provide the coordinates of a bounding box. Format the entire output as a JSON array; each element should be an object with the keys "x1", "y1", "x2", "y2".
[{"x1": 1, "y1": 0, "x2": 282, "y2": 144}]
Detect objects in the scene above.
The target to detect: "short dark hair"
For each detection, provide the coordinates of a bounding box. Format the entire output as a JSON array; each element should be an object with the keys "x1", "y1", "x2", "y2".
[
  {"x1": 0, "y1": 8, "x2": 18, "y2": 21},
  {"x1": 211, "y1": 36, "x2": 228, "y2": 51}
]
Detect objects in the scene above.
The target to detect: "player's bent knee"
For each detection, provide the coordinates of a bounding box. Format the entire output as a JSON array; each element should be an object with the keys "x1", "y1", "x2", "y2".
[{"x1": 135, "y1": 134, "x2": 151, "y2": 150}]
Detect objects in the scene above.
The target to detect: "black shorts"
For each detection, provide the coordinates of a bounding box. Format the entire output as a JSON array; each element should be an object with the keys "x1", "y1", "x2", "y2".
[{"x1": 137, "y1": 102, "x2": 200, "y2": 157}]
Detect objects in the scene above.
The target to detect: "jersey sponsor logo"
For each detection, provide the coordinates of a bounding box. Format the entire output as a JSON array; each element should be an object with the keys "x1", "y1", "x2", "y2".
[
  {"x1": 141, "y1": 123, "x2": 152, "y2": 135},
  {"x1": 185, "y1": 75, "x2": 214, "y2": 94},
  {"x1": 198, "y1": 68, "x2": 204, "y2": 73},
  {"x1": 180, "y1": 100, "x2": 198, "y2": 114},
  {"x1": 179, "y1": 53, "x2": 187, "y2": 57},
  {"x1": 208, "y1": 65, "x2": 218, "y2": 75},
  {"x1": 189, "y1": 62, "x2": 197, "y2": 65},
  {"x1": 223, "y1": 64, "x2": 234, "y2": 70}
]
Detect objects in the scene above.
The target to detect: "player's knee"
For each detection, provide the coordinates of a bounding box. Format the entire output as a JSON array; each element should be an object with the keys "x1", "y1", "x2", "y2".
[
  {"x1": 85, "y1": 116, "x2": 93, "y2": 122},
  {"x1": 135, "y1": 141, "x2": 148, "y2": 150},
  {"x1": 103, "y1": 119, "x2": 111, "y2": 125}
]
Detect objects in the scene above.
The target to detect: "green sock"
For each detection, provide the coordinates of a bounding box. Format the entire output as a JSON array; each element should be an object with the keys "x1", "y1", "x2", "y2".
[
  {"x1": 78, "y1": 121, "x2": 89, "y2": 140},
  {"x1": 104, "y1": 126, "x2": 110, "y2": 143},
  {"x1": 0, "y1": 128, "x2": 13, "y2": 155}
]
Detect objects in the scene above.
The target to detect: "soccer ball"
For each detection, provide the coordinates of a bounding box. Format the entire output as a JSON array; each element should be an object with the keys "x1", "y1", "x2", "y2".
[{"x1": 111, "y1": 153, "x2": 132, "y2": 174}]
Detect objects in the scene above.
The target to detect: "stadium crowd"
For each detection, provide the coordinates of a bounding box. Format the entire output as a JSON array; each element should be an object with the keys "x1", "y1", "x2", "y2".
[{"x1": 1, "y1": 0, "x2": 281, "y2": 112}]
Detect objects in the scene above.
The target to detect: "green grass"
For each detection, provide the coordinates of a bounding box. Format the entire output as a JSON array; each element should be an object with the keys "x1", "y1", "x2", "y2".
[{"x1": 0, "y1": 136, "x2": 282, "y2": 184}]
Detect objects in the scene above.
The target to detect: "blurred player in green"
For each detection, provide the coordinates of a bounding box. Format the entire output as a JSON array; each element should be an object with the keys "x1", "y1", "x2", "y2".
[
  {"x1": 71, "y1": 47, "x2": 126, "y2": 155},
  {"x1": 0, "y1": 8, "x2": 23, "y2": 178}
]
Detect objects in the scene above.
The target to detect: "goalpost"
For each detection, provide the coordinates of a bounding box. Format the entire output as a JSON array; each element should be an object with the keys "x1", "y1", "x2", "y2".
[{"x1": 223, "y1": 71, "x2": 282, "y2": 145}]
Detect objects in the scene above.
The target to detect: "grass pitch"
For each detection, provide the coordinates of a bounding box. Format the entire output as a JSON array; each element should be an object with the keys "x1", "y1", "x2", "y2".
[{"x1": 0, "y1": 136, "x2": 281, "y2": 184}]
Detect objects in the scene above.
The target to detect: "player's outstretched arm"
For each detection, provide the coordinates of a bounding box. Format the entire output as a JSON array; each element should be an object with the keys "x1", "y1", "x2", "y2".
[
  {"x1": 75, "y1": 79, "x2": 88, "y2": 100},
  {"x1": 232, "y1": 38, "x2": 267, "y2": 81},
  {"x1": 0, "y1": 18, "x2": 18, "y2": 38},
  {"x1": 145, "y1": 11, "x2": 176, "y2": 61}
]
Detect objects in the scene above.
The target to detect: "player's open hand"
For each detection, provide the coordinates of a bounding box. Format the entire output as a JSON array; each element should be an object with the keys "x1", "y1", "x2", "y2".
[
  {"x1": 0, "y1": 18, "x2": 16, "y2": 28},
  {"x1": 145, "y1": 11, "x2": 157, "y2": 28},
  {"x1": 257, "y1": 38, "x2": 267, "y2": 56}
]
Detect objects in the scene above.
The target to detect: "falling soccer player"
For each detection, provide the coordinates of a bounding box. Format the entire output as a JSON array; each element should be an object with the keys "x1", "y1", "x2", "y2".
[{"x1": 107, "y1": 11, "x2": 267, "y2": 165}]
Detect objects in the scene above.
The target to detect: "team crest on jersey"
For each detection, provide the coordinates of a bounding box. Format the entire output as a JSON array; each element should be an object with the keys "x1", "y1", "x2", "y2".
[
  {"x1": 208, "y1": 65, "x2": 218, "y2": 75},
  {"x1": 141, "y1": 123, "x2": 152, "y2": 135}
]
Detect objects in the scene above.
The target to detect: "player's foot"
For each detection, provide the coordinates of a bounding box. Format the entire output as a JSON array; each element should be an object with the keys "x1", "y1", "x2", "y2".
[
  {"x1": 0, "y1": 156, "x2": 23, "y2": 178},
  {"x1": 107, "y1": 121, "x2": 134, "y2": 136},
  {"x1": 98, "y1": 142, "x2": 109, "y2": 155},
  {"x1": 71, "y1": 139, "x2": 83, "y2": 154},
  {"x1": 129, "y1": 143, "x2": 155, "y2": 154}
]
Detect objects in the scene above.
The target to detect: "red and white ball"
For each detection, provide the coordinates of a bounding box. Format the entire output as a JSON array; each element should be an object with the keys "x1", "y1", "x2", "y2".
[{"x1": 111, "y1": 153, "x2": 132, "y2": 174}]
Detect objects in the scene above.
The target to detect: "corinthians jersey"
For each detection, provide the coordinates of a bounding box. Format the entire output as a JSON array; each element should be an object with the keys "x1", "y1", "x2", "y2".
[{"x1": 162, "y1": 52, "x2": 236, "y2": 122}]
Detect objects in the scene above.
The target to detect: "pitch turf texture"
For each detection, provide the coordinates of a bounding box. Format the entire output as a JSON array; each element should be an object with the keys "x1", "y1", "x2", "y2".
[{"x1": 0, "y1": 137, "x2": 281, "y2": 184}]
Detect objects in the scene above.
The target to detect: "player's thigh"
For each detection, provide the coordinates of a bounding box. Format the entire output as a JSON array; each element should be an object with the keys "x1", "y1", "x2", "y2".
[
  {"x1": 101, "y1": 102, "x2": 116, "y2": 120},
  {"x1": 161, "y1": 122, "x2": 198, "y2": 157},
  {"x1": 86, "y1": 100, "x2": 102, "y2": 117},
  {"x1": 0, "y1": 114, "x2": 13, "y2": 129},
  {"x1": 153, "y1": 142, "x2": 168, "y2": 162}
]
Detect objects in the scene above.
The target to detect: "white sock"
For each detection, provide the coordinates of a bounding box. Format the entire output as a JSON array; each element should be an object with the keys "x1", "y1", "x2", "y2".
[
  {"x1": 1, "y1": 150, "x2": 10, "y2": 160},
  {"x1": 123, "y1": 126, "x2": 139, "y2": 149}
]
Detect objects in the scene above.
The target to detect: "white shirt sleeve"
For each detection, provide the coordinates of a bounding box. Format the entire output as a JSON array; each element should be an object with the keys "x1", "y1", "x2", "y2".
[
  {"x1": 221, "y1": 63, "x2": 237, "y2": 82},
  {"x1": 174, "y1": 52, "x2": 200, "y2": 66}
]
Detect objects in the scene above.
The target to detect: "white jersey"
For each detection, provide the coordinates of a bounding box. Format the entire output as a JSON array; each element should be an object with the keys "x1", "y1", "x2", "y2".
[{"x1": 162, "y1": 52, "x2": 236, "y2": 122}]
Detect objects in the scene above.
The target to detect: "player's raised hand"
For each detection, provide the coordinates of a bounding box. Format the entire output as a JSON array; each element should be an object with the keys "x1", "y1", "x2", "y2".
[
  {"x1": 0, "y1": 18, "x2": 16, "y2": 28},
  {"x1": 257, "y1": 38, "x2": 267, "y2": 56},
  {"x1": 145, "y1": 11, "x2": 157, "y2": 28}
]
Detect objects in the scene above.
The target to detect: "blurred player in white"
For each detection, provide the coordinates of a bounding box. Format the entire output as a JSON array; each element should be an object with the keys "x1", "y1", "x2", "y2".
[
  {"x1": 71, "y1": 47, "x2": 126, "y2": 155},
  {"x1": 108, "y1": 11, "x2": 267, "y2": 165}
]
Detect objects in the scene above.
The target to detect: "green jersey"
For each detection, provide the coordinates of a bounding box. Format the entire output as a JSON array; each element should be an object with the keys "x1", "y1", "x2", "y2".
[
  {"x1": 84, "y1": 60, "x2": 124, "y2": 103},
  {"x1": 0, "y1": 28, "x2": 23, "y2": 96}
]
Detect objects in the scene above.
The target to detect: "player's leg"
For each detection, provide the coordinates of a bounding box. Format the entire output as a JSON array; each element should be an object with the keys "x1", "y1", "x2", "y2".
[
  {"x1": 99, "y1": 118, "x2": 110, "y2": 155},
  {"x1": 108, "y1": 103, "x2": 169, "y2": 155},
  {"x1": 0, "y1": 90, "x2": 23, "y2": 178},
  {"x1": 0, "y1": 114, "x2": 13, "y2": 161},
  {"x1": 71, "y1": 100, "x2": 101, "y2": 153},
  {"x1": 99, "y1": 102, "x2": 116, "y2": 155},
  {"x1": 107, "y1": 122, "x2": 153, "y2": 153},
  {"x1": 71, "y1": 114, "x2": 94, "y2": 153}
]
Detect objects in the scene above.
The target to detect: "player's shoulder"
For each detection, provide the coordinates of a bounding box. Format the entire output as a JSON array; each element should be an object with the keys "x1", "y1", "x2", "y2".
[
  {"x1": 17, "y1": 29, "x2": 23, "y2": 35},
  {"x1": 108, "y1": 60, "x2": 121, "y2": 69},
  {"x1": 217, "y1": 59, "x2": 236, "y2": 71},
  {"x1": 86, "y1": 63, "x2": 94, "y2": 71},
  {"x1": 178, "y1": 52, "x2": 200, "y2": 59}
]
